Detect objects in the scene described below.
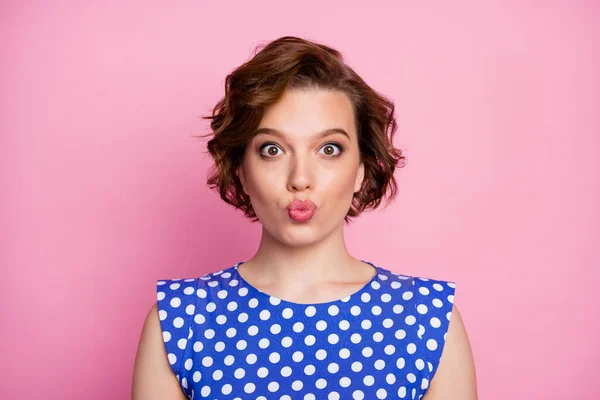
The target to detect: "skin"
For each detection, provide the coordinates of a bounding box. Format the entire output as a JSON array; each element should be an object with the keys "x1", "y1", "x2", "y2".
[{"x1": 131, "y1": 88, "x2": 477, "y2": 399}]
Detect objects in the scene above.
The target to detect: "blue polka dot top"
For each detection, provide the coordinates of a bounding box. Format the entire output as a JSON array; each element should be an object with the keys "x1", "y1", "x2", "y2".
[{"x1": 156, "y1": 261, "x2": 456, "y2": 400}]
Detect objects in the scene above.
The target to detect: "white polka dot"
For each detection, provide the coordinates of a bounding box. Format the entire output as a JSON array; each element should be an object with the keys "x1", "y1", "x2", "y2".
[
  {"x1": 351, "y1": 361, "x2": 363, "y2": 372},
  {"x1": 419, "y1": 286, "x2": 430, "y2": 295},
  {"x1": 328, "y1": 305, "x2": 339, "y2": 316},
  {"x1": 246, "y1": 353, "x2": 257, "y2": 364},
  {"x1": 315, "y1": 378, "x2": 327, "y2": 389},
  {"x1": 430, "y1": 317, "x2": 441, "y2": 328},
  {"x1": 170, "y1": 297, "x2": 181, "y2": 308},
  {"x1": 384, "y1": 344, "x2": 395, "y2": 355},
  {"x1": 363, "y1": 375, "x2": 374, "y2": 386},
  {"x1": 292, "y1": 351, "x2": 304, "y2": 362},
  {"x1": 339, "y1": 377, "x2": 351, "y2": 387},
  {"x1": 415, "y1": 358, "x2": 425, "y2": 370},
  {"x1": 271, "y1": 323, "x2": 281, "y2": 334},
  {"x1": 158, "y1": 310, "x2": 167, "y2": 321},
  {"x1": 270, "y1": 296, "x2": 281, "y2": 305},
  {"x1": 244, "y1": 382, "x2": 255, "y2": 393},
  {"x1": 417, "y1": 304, "x2": 428, "y2": 314},
  {"x1": 282, "y1": 308, "x2": 293, "y2": 319},
  {"x1": 292, "y1": 380, "x2": 303, "y2": 391},
  {"x1": 315, "y1": 349, "x2": 327, "y2": 360},
  {"x1": 395, "y1": 329, "x2": 406, "y2": 339},
  {"x1": 405, "y1": 315, "x2": 416, "y2": 325},
  {"x1": 259, "y1": 309, "x2": 270, "y2": 320},
  {"x1": 269, "y1": 352, "x2": 280, "y2": 363},
  {"x1": 305, "y1": 306, "x2": 316, "y2": 317},
  {"x1": 293, "y1": 322, "x2": 304, "y2": 333},
  {"x1": 398, "y1": 386, "x2": 407, "y2": 398},
  {"x1": 339, "y1": 348, "x2": 351, "y2": 359},
  {"x1": 201, "y1": 385, "x2": 210, "y2": 397},
  {"x1": 222, "y1": 384, "x2": 232, "y2": 394},
  {"x1": 427, "y1": 339, "x2": 438, "y2": 350},
  {"x1": 407, "y1": 343, "x2": 417, "y2": 354}
]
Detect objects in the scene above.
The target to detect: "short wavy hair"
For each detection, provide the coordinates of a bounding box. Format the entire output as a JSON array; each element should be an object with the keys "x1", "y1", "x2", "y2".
[{"x1": 198, "y1": 36, "x2": 405, "y2": 223}]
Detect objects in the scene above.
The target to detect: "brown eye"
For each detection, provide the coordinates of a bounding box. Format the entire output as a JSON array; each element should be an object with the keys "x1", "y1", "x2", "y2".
[
  {"x1": 319, "y1": 143, "x2": 343, "y2": 157},
  {"x1": 260, "y1": 144, "x2": 282, "y2": 157}
]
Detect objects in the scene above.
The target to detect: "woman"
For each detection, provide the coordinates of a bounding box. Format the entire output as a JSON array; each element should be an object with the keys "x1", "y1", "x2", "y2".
[{"x1": 132, "y1": 36, "x2": 477, "y2": 399}]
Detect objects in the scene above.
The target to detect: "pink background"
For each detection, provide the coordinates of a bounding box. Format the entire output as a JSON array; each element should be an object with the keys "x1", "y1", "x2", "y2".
[{"x1": 1, "y1": 1, "x2": 598, "y2": 399}]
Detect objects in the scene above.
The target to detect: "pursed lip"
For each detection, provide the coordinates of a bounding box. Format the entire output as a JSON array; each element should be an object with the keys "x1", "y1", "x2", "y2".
[{"x1": 286, "y1": 199, "x2": 317, "y2": 211}]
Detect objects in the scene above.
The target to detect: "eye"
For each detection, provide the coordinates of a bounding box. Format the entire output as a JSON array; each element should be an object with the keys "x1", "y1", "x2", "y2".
[
  {"x1": 319, "y1": 143, "x2": 343, "y2": 157},
  {"x1": 260, "y1": 143, "x2": 283, "y2": 157}
]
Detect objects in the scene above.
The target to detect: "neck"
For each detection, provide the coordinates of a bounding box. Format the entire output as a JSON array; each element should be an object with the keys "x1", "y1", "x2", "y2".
[{"x1": 242, "y1": 222, "x2": 364, "y2": 288}]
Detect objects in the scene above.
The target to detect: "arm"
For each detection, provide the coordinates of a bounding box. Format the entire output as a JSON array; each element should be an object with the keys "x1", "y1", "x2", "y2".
[
  {"x1": 131, "y1": 302, "x2": 189, "y2": 400},
  {"x1": 423, "y1": 304, "x2": 478, "y2": 399}
]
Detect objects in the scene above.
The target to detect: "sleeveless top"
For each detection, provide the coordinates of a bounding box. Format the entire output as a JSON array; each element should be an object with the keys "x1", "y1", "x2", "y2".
[{"x1": 156, "y1": 261, "x2": 456, "y2": 400}]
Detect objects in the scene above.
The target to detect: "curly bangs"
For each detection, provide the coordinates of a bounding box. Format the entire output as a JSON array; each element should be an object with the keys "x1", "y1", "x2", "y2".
[{"x1": 197, "y1": 36, "x2": 405, "y2": 223}]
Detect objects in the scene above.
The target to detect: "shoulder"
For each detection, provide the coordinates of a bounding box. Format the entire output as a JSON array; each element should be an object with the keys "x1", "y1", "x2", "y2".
[{"x1": 422, "y1": 303, "x2": 478, "y2": 399}]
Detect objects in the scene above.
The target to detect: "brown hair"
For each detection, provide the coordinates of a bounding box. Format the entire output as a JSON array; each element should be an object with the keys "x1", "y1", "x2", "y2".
[{"x1": 197, "y1": 36, "x2": 405, "y2": 223}]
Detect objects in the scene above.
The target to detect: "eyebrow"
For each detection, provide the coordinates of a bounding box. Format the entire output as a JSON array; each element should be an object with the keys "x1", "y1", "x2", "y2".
[{"x1": 253, "y1": 127, "x2": 351, "y2": 141}]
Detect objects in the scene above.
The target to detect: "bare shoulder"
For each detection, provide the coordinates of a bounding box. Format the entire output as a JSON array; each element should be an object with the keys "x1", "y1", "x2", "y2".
[
  {"x1": 131, "y1": 302, "x2": 188, "y2": 400},
  {"x1": 423, "y1": 304, "x2": 478, "y2": 399}
]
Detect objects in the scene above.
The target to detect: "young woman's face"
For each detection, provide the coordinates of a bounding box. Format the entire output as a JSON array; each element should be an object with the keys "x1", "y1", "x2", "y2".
[{"x1": 238, "y1": 88, "x2": 365, "y2": 246}]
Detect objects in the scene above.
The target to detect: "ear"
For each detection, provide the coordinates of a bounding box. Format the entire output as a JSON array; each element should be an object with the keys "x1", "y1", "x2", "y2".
[
  {"x1": 237, "y1": 165, "x2": 248, "y2": 195},
  {"x1": 354, "y1": 162, "x2": 365, "y2": 193}
]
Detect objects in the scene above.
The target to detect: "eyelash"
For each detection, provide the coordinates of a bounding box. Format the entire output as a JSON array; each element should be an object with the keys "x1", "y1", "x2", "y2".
[{"x1": 259, "y1": 142, "x2": 344, "y2": 158}]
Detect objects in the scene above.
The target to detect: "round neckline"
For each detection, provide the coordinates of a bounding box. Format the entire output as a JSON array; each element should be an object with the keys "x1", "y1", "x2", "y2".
[{"x1": 232, "y1": 260, "x2": 381, "y2": 308}]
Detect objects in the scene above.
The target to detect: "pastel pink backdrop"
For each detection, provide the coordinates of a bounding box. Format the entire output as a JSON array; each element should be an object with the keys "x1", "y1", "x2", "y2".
[{"x1": 1, "y1": 1, "x2": 598, "y2": 399}]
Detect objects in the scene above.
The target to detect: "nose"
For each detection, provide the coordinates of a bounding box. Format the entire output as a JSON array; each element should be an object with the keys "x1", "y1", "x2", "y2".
[{"x1": 287, "y1": 154, "x2": 314, "y2": 192}]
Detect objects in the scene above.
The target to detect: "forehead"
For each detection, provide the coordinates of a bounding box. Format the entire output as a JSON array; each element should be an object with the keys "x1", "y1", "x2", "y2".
[{"x1": 257, "y1": 89, "x2": 357, "y2": 139}]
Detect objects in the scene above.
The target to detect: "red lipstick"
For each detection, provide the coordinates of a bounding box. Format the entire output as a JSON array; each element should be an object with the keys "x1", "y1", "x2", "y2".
[{"x1": 287, "y1": 199, "x2": 317, "y2": 222}]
